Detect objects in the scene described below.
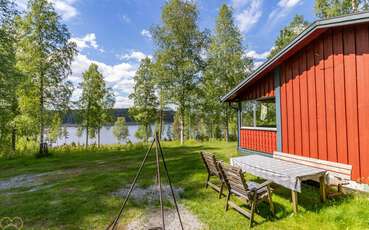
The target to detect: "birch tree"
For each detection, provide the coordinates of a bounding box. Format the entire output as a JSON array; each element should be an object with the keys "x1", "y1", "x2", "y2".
[
  {"x1": 78, "y1": 63, "x2": 114, "y2": 147},
  {"x1": 113, "y1": 117, "x2": 129, "y2": 144},
  {"x1": 315, "y1": 0, "x2": 369, "y2": 19},
  {"x1": 204, "y1": 4, "x2": 252, "y2": 141},
  {"x1": 152, "y1": 0, "x2": 208, "y2": 144},
  {"x1": 16, "y1": 0, "x2": 76, "y2": 156},
  {"x1": 129, "y1": 57, "x2": 157, "y2": 143}
]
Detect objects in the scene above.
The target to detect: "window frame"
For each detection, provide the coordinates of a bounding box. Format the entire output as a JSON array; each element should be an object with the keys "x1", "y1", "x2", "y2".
[{"x1": 240, "y1": 97, "x2": 277, "y2": 131}]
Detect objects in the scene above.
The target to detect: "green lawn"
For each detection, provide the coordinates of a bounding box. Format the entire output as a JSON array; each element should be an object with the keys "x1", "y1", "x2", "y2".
[{"x1": 0, "y1": 141, "x2": 368, "y2": 229}]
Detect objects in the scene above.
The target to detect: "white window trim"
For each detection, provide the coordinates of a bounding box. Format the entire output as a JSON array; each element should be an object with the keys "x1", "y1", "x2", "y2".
[{"x1": 241, "y1": 126, "x2": 277, "y2": 131}]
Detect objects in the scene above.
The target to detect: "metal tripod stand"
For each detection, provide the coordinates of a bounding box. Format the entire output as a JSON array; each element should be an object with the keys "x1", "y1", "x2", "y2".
[{"x1": 107, "y1": 132, "x2": 184, "y2": 230}]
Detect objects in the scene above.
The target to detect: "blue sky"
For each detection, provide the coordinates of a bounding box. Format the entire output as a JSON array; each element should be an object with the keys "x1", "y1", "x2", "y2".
[{"x1": 17, "y1": 0, "x2": 317, "y2": 108}]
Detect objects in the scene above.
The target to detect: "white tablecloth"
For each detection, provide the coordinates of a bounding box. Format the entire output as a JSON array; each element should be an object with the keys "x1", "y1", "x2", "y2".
[{"x1": 230, "y1": 155, "x2": 326, "y2": 192}]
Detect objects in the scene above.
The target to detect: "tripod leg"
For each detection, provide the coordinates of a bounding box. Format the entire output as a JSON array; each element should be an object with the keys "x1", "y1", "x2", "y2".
[
  {"x1": 155, "y1": 135, "x2": 165, "y2": 230},
  {"x1": 107, "y1": 139, "x2": 155, "y2": 230},
  {"x1": 157, "y1": 135, "x2": 184, "y2": 230}
]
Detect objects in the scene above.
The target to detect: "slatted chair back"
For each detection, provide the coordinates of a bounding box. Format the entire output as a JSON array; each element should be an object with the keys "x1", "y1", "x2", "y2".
[
  {"x1": 218, "y1": 162, "x2": 250, "y2": 198},
  {"x1": 200, "y1": 152, "x2": 221, "y2": 177}
]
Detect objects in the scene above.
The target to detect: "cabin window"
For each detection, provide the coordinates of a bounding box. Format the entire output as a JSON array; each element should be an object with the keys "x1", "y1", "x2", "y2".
[{"x1": 241, "y1": 98, "x2": 276, "y2": 129}]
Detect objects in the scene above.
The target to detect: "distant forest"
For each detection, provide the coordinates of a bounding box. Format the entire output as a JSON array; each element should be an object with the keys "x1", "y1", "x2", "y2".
[{"x1": 63, "y1": 109, "x2": 175, "y2": 125}]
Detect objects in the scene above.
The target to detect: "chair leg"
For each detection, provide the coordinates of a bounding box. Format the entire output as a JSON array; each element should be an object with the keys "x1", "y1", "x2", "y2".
[
  {"x1": 225, "y1": 192, "x2": 231, "y2": 211},
  {"x1": 249, "y1": 197, "x2": 257, "y2": 228},
  {"x1": 267, "y1": 185, "x2": 275, "y2": 216},
  {"x1": 205, "y1": 174, "x2": 210, "y2": 189},
  {"x1": 218, "y1": 182, "x2": 224, "y2": 199}
]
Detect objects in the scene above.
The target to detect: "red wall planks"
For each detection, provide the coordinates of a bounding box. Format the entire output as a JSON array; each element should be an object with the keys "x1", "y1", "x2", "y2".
[
  {"x1": 315, "y1": 39, "x2": 328, "y2": 160},
  {"x1": 286, "y1": 63, "x2": 295, "y2": 154},
  {"x1": 343, "y1": 28, "x2": 360, "y2": 181},
  {"x1": 306, "y1": 45, "x2": 319, "y2": 158},
  {"x1": 292, "y1": 58, "x2": 302, "y2": 155},
  {"x1": 355, "y1": 25, "x2": 369, "y2": 184},
  {"x1": 281, "y1": 64, "x2": 289, "y2": 153},
  {"x1": 240, "y1": 129, "x2": 277, "y2": 154},
  {"x1": 299, "y1": 52, "x2": 310, "y2": 157},
  {"x1": 279, "y1": 26, "x2": 369, "y2": 182},
  {"x1": 242, "y1": 73, "x2": 275, "y2": 100},
  {"x1": 238, "y1": 24, "x2": 369, "y2": 183},
  {"x1": 324, "y1": 32, "x2": 338, "y2": 163},
  {"x1": 332, "y1": 29, "x2": 348, "y2": 164}
]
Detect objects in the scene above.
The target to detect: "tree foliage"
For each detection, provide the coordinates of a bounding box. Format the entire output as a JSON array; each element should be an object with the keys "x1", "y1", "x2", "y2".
[
  {"x1": 315, "y1": 0, "x2": 369, "y2": 19},
  {"x1": 129, "y1": 57, "x2": 157, "y2": 143},
  {"x1": 135, "y1": 125, "x2": 152, "y2": 142},
  {"x1": 0, "y1": 0, "x2": 19, "y2": 152},
  {"x1": 268, "y1": 15, "x2": 309, "y2": 59},
  {"x1": 48, "y1": 114, "x2": 62, "y2": 143},
  {"x1": 203, "y1": 4, "x2": 252, "y2": 141},
  {"x1": 113, "y1": 117, "x2": 129, "y2": 144},
  {"x1": 78, "y1": 63, "x2": 115, "y2": 147},
  {"x1": 16, "y1": 0, "x2": 76, "y2": 155},
  {"x1": 152, "y1": 0, "x2": 208, "y2": 144}
]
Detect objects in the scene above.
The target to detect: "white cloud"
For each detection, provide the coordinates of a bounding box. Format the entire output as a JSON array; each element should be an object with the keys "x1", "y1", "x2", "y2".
[
  {"x1": 50, "y1": 0, "x2": 78, "y2": 20},
  {"x1": 69, "y1": 33, "x2": 104, "y2": 52},
  {"x1": 141, "y1": 29, "x2": 152, "y2": 39},
  {"x1": 232, "y1": 0, "x2": 249, "y2": 8},
  {"x1": 121, "y1": 15, "x2": 131, "y2": 23},
  {"x1": 233, "y1": 0, "x2": 263, "y2": 33},
  {"x1": 117, "y1": 50, "x2": 152, "y2": 62},
  {"x1": 16, "y1": 0, "x2": 79, "y2": 20},
  {"x1": 69, "y1": 54, "x2": 138, "y2": 108},
  {"x1": 245, "y1": 47, "x2": 273, "y2": 59},
  {"x1": 115, "y1": 96, "x2": 134, "y2": 108},
  {"x1": 268, "y1": 0, "x2": 302, "y2": 24},
  {"x1": 278, "y1": 0, "x2": 301, "y2": 8}
]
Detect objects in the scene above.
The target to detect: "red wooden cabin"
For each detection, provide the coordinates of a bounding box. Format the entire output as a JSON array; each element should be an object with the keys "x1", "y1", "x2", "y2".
[{"x1": 222, "y1": 13, "x2": 369, "y2": 188}]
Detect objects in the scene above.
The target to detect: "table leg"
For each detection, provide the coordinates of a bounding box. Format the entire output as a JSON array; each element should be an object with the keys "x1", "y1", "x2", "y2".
[
  {"x1": 320, "y1": 175, "x2": 327, "y2": 202},
  {"x1": 291, "y1": 190, "x2": 298, "y2": 214}
]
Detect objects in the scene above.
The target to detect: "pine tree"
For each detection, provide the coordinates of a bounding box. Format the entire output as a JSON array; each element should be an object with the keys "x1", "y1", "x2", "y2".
[
  {"x1": 152, "y1": 0, "x2": 208, "y2": 145},
  {"x1": 113, "y1": 117, "x2": 129, "y2": 144},
  {"x1": 204, "y1": 4, "x2": 252, "y2": 142},
  {"x1": 268, "y1": 15, "x2": 309, "y2": 59},
  {"x1": 16, "y1": 0, "x2": 76, "y2": 156},
  {"x1": 78, "y1": 63, "x2": 114, "y2": 148},
  {"x1": 129, "y1": 57, "x2": 157, "y2": 143}
]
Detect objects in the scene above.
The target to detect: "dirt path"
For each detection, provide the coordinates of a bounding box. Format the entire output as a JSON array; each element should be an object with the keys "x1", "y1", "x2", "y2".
[
  {"x1": 112, "y1": 185, "x2": 205, "y2": 230},
  {"x1": 125, "y1": 205, "x2": 204, "y2": 230}
]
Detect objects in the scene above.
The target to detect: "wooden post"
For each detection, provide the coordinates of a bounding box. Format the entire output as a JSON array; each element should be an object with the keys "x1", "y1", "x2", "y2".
[
  {"x1": 320, "y1": 175, "x2": 327, "y2": 202},
  {"x1": 291, "y1": 190, "x2": 298, "y2": 214}
]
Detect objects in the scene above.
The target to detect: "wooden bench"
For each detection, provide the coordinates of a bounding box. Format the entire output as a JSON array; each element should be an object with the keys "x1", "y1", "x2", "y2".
[{"x1": 274, "y1": 151, "x2": 352, "y2": 194}]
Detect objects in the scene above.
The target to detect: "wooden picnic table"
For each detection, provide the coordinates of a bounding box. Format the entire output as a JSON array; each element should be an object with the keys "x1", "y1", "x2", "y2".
[{"x1": 230, "y1": 155, "x2": 327, "y2": 213}]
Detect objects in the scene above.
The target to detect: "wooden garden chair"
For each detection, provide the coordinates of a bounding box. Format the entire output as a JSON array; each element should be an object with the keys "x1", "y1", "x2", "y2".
[
  {"x1": 200, "y1": 151, "x2": 225, "y2": 199},
  {"x1": 217, "y1": 162, "x2": 275, "y2": 228}
]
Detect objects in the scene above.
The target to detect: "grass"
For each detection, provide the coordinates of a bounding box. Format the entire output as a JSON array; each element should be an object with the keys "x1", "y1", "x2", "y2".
[{"x1": 0, "y1": 141, "x2": 368, "y2": 229}]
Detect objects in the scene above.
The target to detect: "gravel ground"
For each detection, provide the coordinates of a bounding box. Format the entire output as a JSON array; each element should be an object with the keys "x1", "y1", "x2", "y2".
[
  {"x1": 112, "y1": 184, "x2": 184, "y2": 205},
  {"x1": 125, "y1": 206, "x2": 204, "y2": 230},
  {"x1": 112, "y1": 185, "x2": 204, "y2": 230},
  {"x1": 0, "y1": 168, "x2": 82, "y2": 192}
]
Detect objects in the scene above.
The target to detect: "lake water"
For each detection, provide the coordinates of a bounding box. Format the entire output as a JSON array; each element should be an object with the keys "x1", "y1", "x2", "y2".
[{"x1": 54, "y1": 123, "x2": 172, "y2": 146}]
